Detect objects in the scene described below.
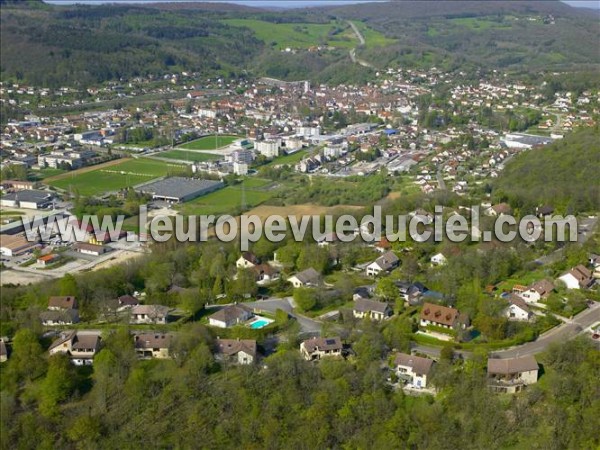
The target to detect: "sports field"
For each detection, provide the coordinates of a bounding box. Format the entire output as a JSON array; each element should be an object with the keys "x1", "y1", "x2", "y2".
[
  {"x1": 157, "y1": 150, "x2": 220, "y2": 162},
  {"x1": 47, "y1": 158, "x2": 186, "y2": 196},
  {"x1": 178, "y1": 135, "x2": 238, "y2": 151}
]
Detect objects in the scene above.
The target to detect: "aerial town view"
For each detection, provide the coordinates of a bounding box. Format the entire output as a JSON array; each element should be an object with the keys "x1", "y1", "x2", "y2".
[{"x1": 0, "y1": 0, "x2": 598, "y2": 448}]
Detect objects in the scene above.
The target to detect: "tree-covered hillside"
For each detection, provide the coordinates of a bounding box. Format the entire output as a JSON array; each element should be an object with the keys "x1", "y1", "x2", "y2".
[
  {"x1": 1, "y1": 1, "x2": 599, "y2": 87},
  {"x1": 493, "y1": 126, "x2": 600, "y2": 214}
]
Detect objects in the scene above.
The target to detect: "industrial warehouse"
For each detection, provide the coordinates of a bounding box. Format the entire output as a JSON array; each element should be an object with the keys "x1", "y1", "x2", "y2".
[{"x1": 135, "y1": 177, "x2": 224, "y2": 204}]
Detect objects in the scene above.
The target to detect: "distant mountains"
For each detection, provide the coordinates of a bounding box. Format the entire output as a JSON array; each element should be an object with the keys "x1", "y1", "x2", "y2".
[{"x1": 0, "y1": 0, "x2": 598, "y2": 88}]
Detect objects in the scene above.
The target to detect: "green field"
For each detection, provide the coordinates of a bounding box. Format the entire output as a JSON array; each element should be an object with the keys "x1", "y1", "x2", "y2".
[
  {"x1": 178, "y1": 135, "x2": 238, "y2": 151},
  {"x1": 223, "y1": 19, "x2": 392, "y2": 50},
  {"x1": 177, "y1": 184, "x2": 274, "y2": 216},
  {"x1": 265, "y1": 150, "x2": 309, "y2": 167},
  {"x1": 47, "y1": 158, "x2": 187, "y2": 196},
  {"x1": 157, "y1": 150, "x2": 220, "y2": 162}
]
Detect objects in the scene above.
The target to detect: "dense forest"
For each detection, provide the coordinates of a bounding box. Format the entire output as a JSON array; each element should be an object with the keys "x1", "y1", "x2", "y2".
[{"x1": 493, "y1": 126, "x2": 600, "y2": 215}]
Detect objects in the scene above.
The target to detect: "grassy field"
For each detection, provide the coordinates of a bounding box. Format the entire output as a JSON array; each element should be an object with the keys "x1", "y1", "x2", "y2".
[
  {"x1": 178, "y1": 135, "x2": 238, "y2": 151},
  {"x1": 156, "y1": 150, "x2": 220, "y2": 162},
  {"x1": 177, "y1": 184, "x2": 274, "y2": 216},
  {"x1": 223, "y1": 19, "x2": 393, "y2": 50},
  {"x1": 264, "y1": 150, "x2": 309, "y2": 167},
  {"x1": 47, "y1": 158, "x2": 186, "y2": 196}
]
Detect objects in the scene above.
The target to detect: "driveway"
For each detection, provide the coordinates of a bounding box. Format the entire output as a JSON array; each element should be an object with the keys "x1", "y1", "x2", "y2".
[{"x1": 246, "y1": 297, "x2": 323, "y2": 334}]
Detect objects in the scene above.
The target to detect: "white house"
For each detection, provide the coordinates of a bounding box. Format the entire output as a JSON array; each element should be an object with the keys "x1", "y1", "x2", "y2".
[
  {"x1": 394, "y1": 352, "x2": 435, "y2": 388},
  {"x1": 366, "y1": 251, "x2": 399, "y2": 276},
  {"x1": 208, "y1": 304, "x2": 253, "y2": 328},
  {"x1": 287, "y1": 268, "x2": 321, "y2": 288},
  {"x1": 558, "y1": 265, "x2": 594, "y2": 289},
  {"x1": 353, "y1": 298, "x2": 392, "y2": 321},
  {"x1": 130, "y1": 305, "x2": 170, "y2": 324},
  {"x1": 236, "y1": 252, "x2": 260, "y2": 269},
  {"x1": 517, "y1": 279, "x2": 554, "y2": 303},
  {"x1": 503, "y1": 296, "x2": 533, "y2": 321},
  {"x1": 430, "y1": 252, "x2": 447, "y2": 266}
]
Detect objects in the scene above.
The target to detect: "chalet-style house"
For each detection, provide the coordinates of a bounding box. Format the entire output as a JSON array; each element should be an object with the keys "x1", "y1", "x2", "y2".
[
  {"x1": 215, "y1": 338, "x2": 257, "y2": 365},
  {"x1": 487, "y1": 356, "x2": 539, "y2": 393},
  {"x1": 353, "y1": 298, "x2": 392, "y2": 321},
  {"x1": 394, "y1": 352, "x2": 435, "y2": 388},
  {"x1": 366, "y1": 251, "x2": 399, "y2": 276},
  {"x1": 208, "y1": 304, "x2": 254, "y2": 328},
  {"x1": 300, "y1": 336, "x2": 343, "y2": 361},
  {"x1": 287, "y1": 267, "x2": 321, "y2": 288},
  {"x1": 558, "y1": 265, "x2": 594, "y2": 289},
  {"x1": 419, "y1": 302, "x2": 468, "y2": 330},
  {"x1": 130, "y1": 305, "x2": 170, "y2": 324},
  {"x1": 49, "y1": 331, "x2": 102, "y2": 365},
  {"x1": 134, "y1": 333, "x2": 172, "y2": 359},
  {"x1": 236, "y1": 252, "x2": 260, "y2": 269}
]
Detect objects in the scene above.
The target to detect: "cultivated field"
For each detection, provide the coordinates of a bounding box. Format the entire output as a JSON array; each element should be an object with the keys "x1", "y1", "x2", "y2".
[
  {"x1": 46, "y1": 158, "x2": 186, "y2": 196},
  {"x1": 177, "y1": 135, "x2": 238, "y2": 151}
]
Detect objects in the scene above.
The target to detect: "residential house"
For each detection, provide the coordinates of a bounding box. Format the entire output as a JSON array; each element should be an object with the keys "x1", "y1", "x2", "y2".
[
  {"x1": 487, "y1": 356, "x2": 539, "y2": 393},
  {"x1": 0, "y1": 340, "x2": 8, "y2": 363},
  {"x1": 117, "y1": 294, "x2": 140, "y2": 311},
  {"x1": 558, "y1": 265, "x2": 594, "y2": 289},
  {"x1": 40, "y1": 309, "x2": 80, "y2": 326},
  {"x1": 366, "y1": 251, "x2": 399, "y2": 276},
  {"x1": 394, "y1": 352, "x2": 435, "y2": 388},
  {"x1": 517, "y1": 280, "x2": 554, "y2": 303},
  {"x1": 300, "y1": 336, "x2": 343, "y2": 361},
  {"x1": 134, "y1": 333, "x2": 172, "y2": 359},
  {"x1": 48, "y1": 330, "x2": 102, "y2": 365},
  {"x1": 236, "y1": 252, "x2": 260, "y2": 269},
  {"x1": 287, "y1": 267, "x2": 321, "y2": 288},
  {"x1": 42, "y1": 296, "x2": 79, "y2": 326},
  {"x1": 419, "y1": 302, "x2": 467, "y2": 329},
  {"x1": 37, "y1": 254, "x2": 59, "y2": 267},
  {"x1": 208, "y1": 304, "x2": 254, "y2": 328},
  {"x1": 353, "y1": 298, "x2": 392, "y2": 321},
  {"x1": 486, "y1": 203, "x2": 512, "y2": 217},
  {"x1": 503, "y1": 295, "x2": 533, "y2": 321},
  {"x1": 48, "y1": 296, "x2": 78, "y2": 310},
  {"x1": 396, "y1": 281, "x2": 429, "y2": 306},
  {"x1": 130, "y1": 305, "x2": 170, "y2": 324},
  {"x1": 251, "y1": 263, "x2": 280, "y2": 285},
  {"x1": 430, "y1": 252, "x2": 447, "y2": 266},
  {"x1": 215, "y1": 338, "x2": 257, "y2": 365}
]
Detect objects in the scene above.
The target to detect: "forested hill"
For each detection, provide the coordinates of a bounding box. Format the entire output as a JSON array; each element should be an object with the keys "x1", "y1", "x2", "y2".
[
  {"x1": 1, "y1": 0, "x2": 599, "y2": 87},
  {"x1": 493, "y1": 126, "x2": 600, "y2": 215}
]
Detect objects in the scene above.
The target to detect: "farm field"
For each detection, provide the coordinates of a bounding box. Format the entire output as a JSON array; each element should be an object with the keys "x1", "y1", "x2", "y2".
[
  {"x1": 177, "y1": 135, "x2": 239, "y2": 151},
  {"x1": 156, "y1": 150, "x2": 220, "y2": 162},
  {"x1": 177, "y1": 184, "x2": 274, "y2": 216},
  {"x1": 46, "y1": 158, "x2": 186, "y2": 196}
]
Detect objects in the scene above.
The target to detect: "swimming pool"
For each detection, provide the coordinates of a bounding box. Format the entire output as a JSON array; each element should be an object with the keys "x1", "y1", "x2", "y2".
[{"x1": 250, "y1": 319, "x2": 270, "y2": 329}]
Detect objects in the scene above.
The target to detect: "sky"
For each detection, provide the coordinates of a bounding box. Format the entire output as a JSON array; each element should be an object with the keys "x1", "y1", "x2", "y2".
[{"x1": 43, "y1": 0, "x2": 600, "y2": 8}]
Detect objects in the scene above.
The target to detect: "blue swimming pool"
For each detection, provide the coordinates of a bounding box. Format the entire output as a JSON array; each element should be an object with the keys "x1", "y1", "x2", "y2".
[{"x1": 250, "y1": 319, "x2": 270, "y2": 329}]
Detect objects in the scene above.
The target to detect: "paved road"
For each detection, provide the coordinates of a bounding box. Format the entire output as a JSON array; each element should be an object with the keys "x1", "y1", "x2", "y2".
[
  {"x1": 492, "y1": 302, "x2": 600, "y2": 358},
  {"x1": 436, "y1": 168, "x2": 446, "y2": 190},
  {"x1": 411, "y1": 303, "x2": 600, "y2": 360},
  {"x1": 346, "y1": 21, "x2": 374, "y2": 68},
  {"x1": 535, "y1": 216, "x2": 598, "y2": 265}
]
